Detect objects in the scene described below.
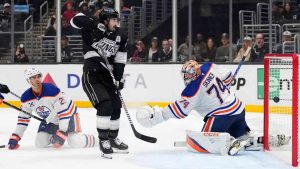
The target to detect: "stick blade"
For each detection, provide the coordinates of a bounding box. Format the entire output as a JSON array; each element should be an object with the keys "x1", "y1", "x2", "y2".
[
  {"x1": 174, "y1": 141, "x2": 186, "y2": 147},
  {"x1": 132, "y1": 126, "x2": 157, "y2": 143},
  {"x1": 138, "y1": 134, "x2": 157, "y2": 143}
]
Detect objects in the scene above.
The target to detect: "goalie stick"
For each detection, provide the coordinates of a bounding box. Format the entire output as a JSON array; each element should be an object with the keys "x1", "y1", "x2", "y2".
[
  {"x1": 231, "y1": 46, "x2": 251, "y2": 84},
  {"x1": 96, "y1": 46, "x2": 157, "y2": 143}
]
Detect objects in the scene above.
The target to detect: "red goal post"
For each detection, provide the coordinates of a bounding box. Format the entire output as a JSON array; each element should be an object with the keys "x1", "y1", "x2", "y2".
[{"x1": 264, "y1": 54, "x2": 299, "y2": 167}]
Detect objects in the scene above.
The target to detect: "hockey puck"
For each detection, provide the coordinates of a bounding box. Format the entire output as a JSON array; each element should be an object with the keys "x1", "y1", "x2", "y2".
[{"x1": 273, "y1": 97, "x2": 280, "y2": 103}]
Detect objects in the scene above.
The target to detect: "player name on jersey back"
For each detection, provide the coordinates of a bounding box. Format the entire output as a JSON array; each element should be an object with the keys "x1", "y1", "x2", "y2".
[{"x1": 203, "y1": 72, "x2": 215, "y2": 88}]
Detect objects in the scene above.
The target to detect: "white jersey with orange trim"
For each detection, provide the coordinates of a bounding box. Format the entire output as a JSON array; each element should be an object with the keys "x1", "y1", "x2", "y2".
[
  {"x1": 162, "y1": 63, "x2": 244, "y2": 120},
  {"x1": 13, "y1": 83, "x2": 79, "y2": 138}
]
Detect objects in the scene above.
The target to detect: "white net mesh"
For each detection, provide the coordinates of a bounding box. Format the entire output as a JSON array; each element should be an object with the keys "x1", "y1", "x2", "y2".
[
  {"x1": 268, "y1": 58, "x2": 293, "y2": 150},
  {"x1": 266, "y1": 55, "x2": 299, "y2": 166}
]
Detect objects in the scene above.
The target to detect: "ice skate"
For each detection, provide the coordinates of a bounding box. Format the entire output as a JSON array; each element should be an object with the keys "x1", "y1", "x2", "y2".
[
  {"x1": 99, "y1": 140, "x2": 113, "y2": 159},
  {"x1": 109, "y1": 137, "x2": 129, "y2": 154}
]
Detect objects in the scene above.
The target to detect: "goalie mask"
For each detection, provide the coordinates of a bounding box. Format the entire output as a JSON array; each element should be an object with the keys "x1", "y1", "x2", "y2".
[{"x1": 181, "y1": 60, "x2": 201, "y2": 86}]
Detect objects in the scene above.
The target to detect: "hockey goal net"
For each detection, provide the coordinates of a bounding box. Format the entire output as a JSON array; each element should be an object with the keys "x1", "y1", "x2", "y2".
[{"x1": 264, "y1": 54, "x2": 299, "y2": 167}]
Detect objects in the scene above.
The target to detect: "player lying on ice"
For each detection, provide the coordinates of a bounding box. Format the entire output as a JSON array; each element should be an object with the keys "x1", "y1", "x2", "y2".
[
  {"x1": 1, "y1": 68, "x2": 96, "y2": 150},
  {"x1": 136, "y1": 60, "x2": 290, "y2": 155}
]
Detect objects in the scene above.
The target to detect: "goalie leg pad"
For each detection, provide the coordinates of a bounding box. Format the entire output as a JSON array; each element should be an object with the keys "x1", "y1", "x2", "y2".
[{"x1": 186, "y1": 130, "x2": 232, "y2": 155}]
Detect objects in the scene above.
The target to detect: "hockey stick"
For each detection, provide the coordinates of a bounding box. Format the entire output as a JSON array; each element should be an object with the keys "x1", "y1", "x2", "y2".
[
  {"x1": 9, "y1": 91, "x2": 20, "y2": 99},
  {"x1": 2, "y1": 100, "x2": 45, "y2": 122},
  {"x1": 97, "y1": 49, "x2": 157, "y2": 143},
  {"x1": 231, "y1": 46, "x2": 251, "y2": 83}
]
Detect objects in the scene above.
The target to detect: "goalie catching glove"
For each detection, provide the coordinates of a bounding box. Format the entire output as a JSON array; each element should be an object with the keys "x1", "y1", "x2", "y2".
[{"x1": 136, "y1": 105, "x2": 166, "y2": 127}]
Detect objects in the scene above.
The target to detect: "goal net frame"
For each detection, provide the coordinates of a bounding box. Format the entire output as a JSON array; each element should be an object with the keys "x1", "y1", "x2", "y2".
[{"x1": 263, "y1": 53, "x2": 299, "y2": 167}]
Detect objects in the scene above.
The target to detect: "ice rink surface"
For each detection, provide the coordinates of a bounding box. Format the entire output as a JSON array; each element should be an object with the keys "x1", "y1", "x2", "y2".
[{"x1": 0, "y1": 108, "x2": 298, "y2": 169}]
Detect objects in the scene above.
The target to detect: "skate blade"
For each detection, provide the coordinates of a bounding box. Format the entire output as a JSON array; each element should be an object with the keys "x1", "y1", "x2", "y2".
[
  {"x1": 229, "y1": 140, "x2": 247, "y2": 156},
  {"x1": 243, "y1": 147, "x2": 262, "y2": 151},
  {"x1": 112, "y1": 148, "x2": 129, "y2": 154},
  {"x1": 101, "y1": 153, "x2": 112, "y2": 159}
]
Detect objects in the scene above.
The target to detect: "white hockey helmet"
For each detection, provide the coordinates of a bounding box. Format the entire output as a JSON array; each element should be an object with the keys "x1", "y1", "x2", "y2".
[
  {"x1": 24, "y1": 67, "x2": 42, "y2": 81},
  {"x1": 181, "y1": 60, "x2": 201, "y2": 86}
]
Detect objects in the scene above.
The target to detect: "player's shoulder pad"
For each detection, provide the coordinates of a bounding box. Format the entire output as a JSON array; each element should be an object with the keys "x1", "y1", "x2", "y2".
[
  {"x1": 181, "y1": 62, "x2": 213, "y2": 97},
  {"x1": 73, "y1": 12, "x2": 87, "y2": 18},
  {"x1": 21, "y1": 88, "x2": 35, "y2": 103},
  {"x1": 71, "y1": 12, "x2": 93, "y2": 29},
  {"x1": 40, "y1": 83, "x2": 61, "y2": 98}
]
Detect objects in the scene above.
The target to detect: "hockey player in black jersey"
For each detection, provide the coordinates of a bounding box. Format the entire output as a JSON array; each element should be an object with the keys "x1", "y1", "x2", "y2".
[{"x1": 70, "y1": 8, "x2": 128, "y2": 159}]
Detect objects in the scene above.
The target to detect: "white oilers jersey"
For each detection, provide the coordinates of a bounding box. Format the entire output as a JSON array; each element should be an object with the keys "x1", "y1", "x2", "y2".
[
  {"x1": 163, "y1": 63, "x2": 244, "y2": 120},
  {"x1": 14, "y1": 83, "x2": 77, "y2": 138}
]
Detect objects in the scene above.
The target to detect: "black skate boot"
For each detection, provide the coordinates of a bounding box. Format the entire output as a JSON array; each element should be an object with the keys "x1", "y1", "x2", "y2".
[
  {"x1": 109, "y1": 137, "x2": 129, "y2": 153},
  {"x1": 99, "y1": 139, "x2": 113, "y2": 159}
]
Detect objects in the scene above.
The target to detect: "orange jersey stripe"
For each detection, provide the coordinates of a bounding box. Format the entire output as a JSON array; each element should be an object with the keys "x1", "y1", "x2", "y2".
[
  {"x1": 203, "y1": 117, "x2": 214, "y2": 132},
  {"x1": 223, "y1": 75, "x2": 233, "y2": 84},
  {"x1": 59, "y1": 103, "x2": 75, "y2": 118},
  {"x1": 212, "y1": 99, "x2": 240, "y2": 115},
  {"x1": 18, "y1": 119, "x2": 30, "y2": 123},
  {"x1": 75, "y1": 113, "x2": 81, "y2": 132},
  {"x1": 171, "y1": 103, "x2": 185, "y2": 118}
]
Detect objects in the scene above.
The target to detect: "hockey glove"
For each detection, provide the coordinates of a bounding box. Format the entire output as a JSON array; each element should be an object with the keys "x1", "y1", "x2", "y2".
[
  {"x1": 50, "y1": 130, "x2": 68, "y2": 148},
  {"x1": 8, "y1": 133, "x2": 21, "y2": 150},
  {"x1": 0, "y1": 84, "x2": 10, "y2": 94},
  {"x1": 136, "y1": 105, "x2": 165, "y2": 127},
  {"x1": 38, "y1": 122, "x2": 58, "y2": 135}
]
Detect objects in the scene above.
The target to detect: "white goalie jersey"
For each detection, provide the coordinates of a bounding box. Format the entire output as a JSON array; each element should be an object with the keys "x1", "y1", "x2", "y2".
[{"x1": 162, "y1": 63, "x2": 245, "y2": 120}]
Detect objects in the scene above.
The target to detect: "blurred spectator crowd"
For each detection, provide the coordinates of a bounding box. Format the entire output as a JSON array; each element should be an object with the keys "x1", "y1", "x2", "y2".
[
  {"x1": 1, "y1": 0, "x2": 300, "y2": 64},
  {"x1": 128, "y1": 30, "x2": 295, "y2": 63}
]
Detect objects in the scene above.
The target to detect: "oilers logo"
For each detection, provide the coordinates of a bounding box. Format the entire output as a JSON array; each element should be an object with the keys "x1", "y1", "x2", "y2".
[
  {"x1": 92, "y1": 37, "x2": 120, "y2": 57},
  {"x1": 36, "y1": 106, "x2": 51, "y2": 118}
]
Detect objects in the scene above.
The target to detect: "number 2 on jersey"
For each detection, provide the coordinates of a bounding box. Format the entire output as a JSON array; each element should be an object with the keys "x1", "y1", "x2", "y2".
[{"x1": 206, "y1": 77, "x2": 230, "y2": 104}]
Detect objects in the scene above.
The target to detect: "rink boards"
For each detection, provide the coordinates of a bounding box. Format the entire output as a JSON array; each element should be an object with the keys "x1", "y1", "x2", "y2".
[{"x1": 0, "y1": 64, "x2": 292, "y2": 113}]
